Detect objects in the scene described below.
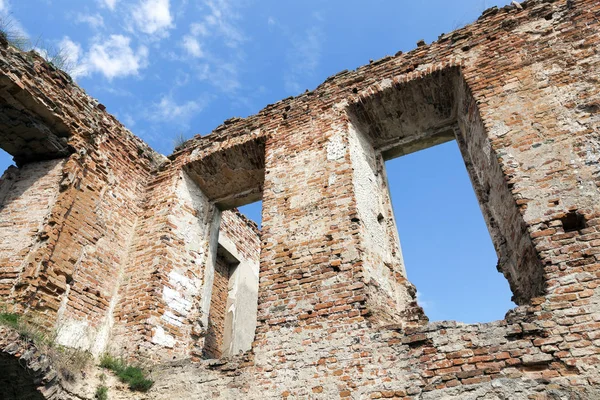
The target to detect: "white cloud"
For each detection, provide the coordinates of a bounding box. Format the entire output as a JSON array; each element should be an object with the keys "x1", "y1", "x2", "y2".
[
  {"x1": 100, "y1": 0, "x2": 118, "y2": 10},
  {"x1": 191, "y1": 0, "x2": 245, "y2": 48},
  {"x1": 59, "y1": 38, "x2": 82, "y2": 63},
  {"x1": 182, "y1": 35, "x2": 202, "y2": 58},
  {"x1": 122, "y1": 113, "x2": 136, "y2": 128},
  {"x1": 284, "y1": 26, "x2": 323, "y2": 94},
  {"x1": 0, "y1": 0, "x2": 6, "y2": 14},
  {"x1": 86, "y1": 35, "x2": 148, "y2": 80},
  {"x1": 178, "y1": 0, "x2": 247, "y2": 91},
  {"x1": 190, "y1": 22, "x2": 207, "y2": 37},
  {"x1": 132, "y1": 0, "x2": 173, "y2": 36},
  {"x1": 57, "y1": 37, "x2": 88, "y2": 78},
  {"x1": 30, "y1": 37, "x2": 86, "y2": 79},
  {"x1": 150, "y1": 94, "x2": 204, "y2": 124},
  {"x1": 196, "y1": 61, "x2": 239, "y2": 93},
  {"x1": 416, "y1": 291, "x2": 433, "y2": 311},
  {"x1": 76, "y1": 13, "x2": 104, "y2": 29}
]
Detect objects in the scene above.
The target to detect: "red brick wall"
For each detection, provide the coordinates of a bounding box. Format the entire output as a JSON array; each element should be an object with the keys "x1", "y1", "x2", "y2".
[
  {"x1": 157, "y1": 0, "x2": 600, "y2": 397},
  {"x1": 0, "y1": 160, "x2": 64, "y2": 297},
  {"x1": 0, "y1": 45, "x2": 162, "y2": 350},
  {"x1": 220, "y1": 210, "x2": 260, "y2": 264},
  {"x1": 203, "y1": 254, "x2": 230, "y2": 359}
]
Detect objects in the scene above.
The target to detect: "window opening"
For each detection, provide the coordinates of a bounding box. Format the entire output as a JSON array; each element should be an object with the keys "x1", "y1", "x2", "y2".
[
  {"x1": 238, "y1": 200, "x2": 263, "y2": 228},
  {"x1": 385, "y1": 140, "x2": 515, "y2": 323},
  {"x1": 561, "y1": 211, "x2": 586, "y2": 233},
  {"x1": 203, "y1": 201, "x2": 262, "y2": 359},
  {"x1": 0, "y1": 148, "x2": 15, "y2": 176}
]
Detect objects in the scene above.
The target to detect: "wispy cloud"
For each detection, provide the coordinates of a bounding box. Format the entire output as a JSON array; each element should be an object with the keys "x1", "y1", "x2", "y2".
[
  {"x1": 75, "y1": 13, "x2": 104, "y2": 29},
  {"x1": 191, "y1": 0, "x2": 246, "y2": 48},
  {"x1": 174, "y1": 70, "x2": 191, "y2": 87},
  {"x1": 99, "y1": 0, "x2": 118, "y2": 11},
  {"x1": 122, "y1": 113, "x2": 136, "y2": 128},
  {"x1": 132, "y1": 0, "x2": 174, "y2": 36},
  {"x1": 0, "y1": 0, "x2": 6, "y2": 13},
  {"x1": 149, "y1": 94, "x2": 206, "y2": 125},
  {"x1": 86, "y1": 35, "x2": 149, "y2": 80},
  {"x1": 284, "y1": 26, "x2": 323, "y2": 94},
  {"x1": 196, "y1": 60, "x2": 240, "y2": 93},
  {"x1": 182, "y1": 35, "x2": 203, "y2": 58},
  {"x1": 178, "y1": 0, "x2": 247, "y2": 93},
  {"x1": 416, "y1": 291, "x2": 433, "y2": 312}
]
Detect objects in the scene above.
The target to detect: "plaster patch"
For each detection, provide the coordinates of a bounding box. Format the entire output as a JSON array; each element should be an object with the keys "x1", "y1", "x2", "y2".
[
  {"x1": 328, "y1": 173, "x2": 337, "y2": 186},
  {"x1": 162, "y1": 311, "x2": 184, "y2": 327},
  {"x1": 491, "y1": 121, "x2": 511, "y2": 138},
  {"x1": 55, "y1": 319, "x2": 92, "y2": 350},
  {"x1": 163, "y1": 286, "x2": 193, "y2": 315},
  {"x1": 152, "y1": 326, "x2": 176, "y2": 348},
  {"x1": 169, "y1": 270, "x2": 197, "y2": 295},
  {"x1": 327, "y1": 134, "x2": 347, "y2": 161}
]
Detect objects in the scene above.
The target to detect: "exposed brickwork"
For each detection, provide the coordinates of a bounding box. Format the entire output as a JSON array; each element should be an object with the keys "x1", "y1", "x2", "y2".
[
  {"x1": 0, "y1": 0, "x2": 599, "y2": 398},
  {"x1": 203, "y1": 254, "x2": 230, "y2": 359},
  {"x1": 220, "y1": 209, "x2": 261, "y2": 263},
  {"x1": 0, "y1": 160, "x2": 64, "y2": 297}
]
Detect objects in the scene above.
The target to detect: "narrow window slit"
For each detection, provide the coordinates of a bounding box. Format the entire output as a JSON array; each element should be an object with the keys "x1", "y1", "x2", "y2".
[{"x1": 561, "y1": 211, "x2": 586, "y2": 233}]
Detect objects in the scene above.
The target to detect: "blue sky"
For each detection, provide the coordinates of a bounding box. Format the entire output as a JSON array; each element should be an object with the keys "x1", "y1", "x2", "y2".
[{"x1": 0, "y1": 0, "x2": 515, "y2": 323}]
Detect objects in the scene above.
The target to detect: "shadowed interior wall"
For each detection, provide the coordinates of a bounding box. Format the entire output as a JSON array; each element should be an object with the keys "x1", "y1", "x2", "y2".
[
  {"x1": 0, "y1": 353, "x2": 44, "y2": 400},
  {"x1": 454, "y1": 78, "x2": 544, "y2": 304},
  {"x1": 203, "y1": 253, "x2": 231, "y2": 359}
]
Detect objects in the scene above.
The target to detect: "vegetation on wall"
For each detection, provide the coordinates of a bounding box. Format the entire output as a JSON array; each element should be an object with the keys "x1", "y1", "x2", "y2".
[
  {"x1": 100, "y1": 354, "x2": 154, "y2": 392},
  {"x1": 0, "y1": 306, "x2": 93, "y2": 382},
  {"x1": 0, "y1": 16, "x2": 76, "y2": 74},
  {"x1": 95, "y1": 385, "x2": 109, "y2": 400},
  {"x1": 0, "y1": 311, "x2": 20, "y2": 329}
]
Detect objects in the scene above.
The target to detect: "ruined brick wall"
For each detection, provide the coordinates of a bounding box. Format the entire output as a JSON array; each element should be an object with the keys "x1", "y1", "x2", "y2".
[
  {"x1": 147, "y1": 0, "x2": 600, "y2": 397},
  {"x1": 109, "y1": 162, "x2": 261, "y2": 361},
  {"x1": 220, "y1": 210, "x2": 260, "y2": 263},
  {"x1": 0, "y1": 161, "x2": 64, "y2": 297},
  {"x1": 203, "y1": 254, "x2": 230, "y2": 359},
  {"x1": 0, "y1": 42, "x2": 164, "y2": 356},
  {"x1": 1, "y1": 0, "x2": 600, "y2": 399}
]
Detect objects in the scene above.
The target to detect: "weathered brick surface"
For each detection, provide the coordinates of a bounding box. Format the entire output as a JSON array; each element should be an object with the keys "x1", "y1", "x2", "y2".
[
  {"x1": 0, "y1": 33, "x2": 165, "y2": 355},
  {"x1": 203, "y1": 254, "x2": 230, "y2": 359},
  {"x1": 0, "y1": 160, "x2": 64, "y2": 297},
  {"x1": 1, "y1": 0, "x2": 600, "y2": 398}
]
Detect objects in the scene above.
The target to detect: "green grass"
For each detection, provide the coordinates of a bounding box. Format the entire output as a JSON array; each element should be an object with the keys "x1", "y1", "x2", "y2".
[
  {"x1": 95, "y1": 385, "x2": 108, "y2": 400},
  {"x1": 0, "y1": 312, "x2": 50, "y2": 344},
  {"x1": 99, "y1": 354, "x2": 153, "y2": 392},
  {"x1": 0, "y1": 16, "x2": 76, "y2": 74},
  {"x1": 0, "y1": 312, "x2": 20, "y2": 329},
  {"x1": 0, "y1": 308, "x2": 92, "y2": 382}
]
